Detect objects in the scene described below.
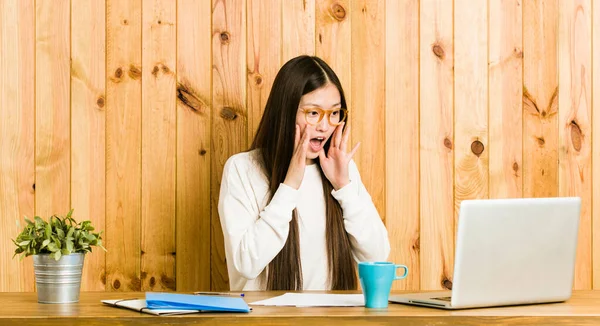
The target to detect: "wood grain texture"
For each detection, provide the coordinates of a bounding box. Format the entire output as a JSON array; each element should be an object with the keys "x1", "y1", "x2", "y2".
[
  {"x1": 351, "y1": 0, "x2": 385, "y2": 222},
  {"x1": 0, "y1": 0, "x2": 35, "y2": 292},
  {"x1": 523, "y1": 0, "x2": 558, "y2": 199},
  {"x1": 35, "y1": 0, "x2": 71, "y2": 218},
  {"x1": 419, "y1": 0, "x2": 454, "y2": 291},
  {"x1": 176, "y1": 0, "x2": 211, "y2": 292},
  {"x1": 140, "y1": 0, "x2": 176, "y2": 292},
  {"x1": 70, "y1": 0, "x2": 106, "y2": 292},
  {"x1": 454, "y1": 0, "x2": 488, "y2": 220},
  {"x1": 385, "y1": 0, "x2": 419, "y2": 291},
  {"x1": 282, "y1": 0, "x2": 315, "y2": 62},
  {"x1": 316, "y1": 0, "x2": 351, "y2": 136},
  {"x1": 558, "y1": 0, "x2": 592, "y2": 290},
  {"x1": 106, "y1": 0, "x2": 142, "y2": 292},
  {"x1": 593, "y1": 0, "x2": 600, "y2": 290},
  {"x1": 247, "y1": 0, "x2": 281, "y2": 145},
  {"x1": 4, "y1": 291, "x2": 600, "y2": 325},
  {"x1": 212, "y1": 0, "x2": 247, "y2": 291},
  {"x1": 488, "y1": 0, "x2": 522, "y2": 199},
  {"x1": 5, "y1": 0, "x2": 600, "y2": 294}
]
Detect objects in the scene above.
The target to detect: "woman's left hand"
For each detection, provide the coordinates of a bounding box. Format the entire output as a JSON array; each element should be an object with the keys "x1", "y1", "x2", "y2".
[{"x1": 318, "y1": 122, "x2": 361, "y2": 190}]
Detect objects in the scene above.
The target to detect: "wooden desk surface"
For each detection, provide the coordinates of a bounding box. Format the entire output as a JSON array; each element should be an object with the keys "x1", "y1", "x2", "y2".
[{"x1": 2, "y1": 290, "x2": 600, "y2": 325}]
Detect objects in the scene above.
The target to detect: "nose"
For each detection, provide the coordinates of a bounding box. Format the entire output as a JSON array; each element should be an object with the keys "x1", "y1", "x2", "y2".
[{"x1": 316, "y1": 115, "x2": 330, "y2": 131}]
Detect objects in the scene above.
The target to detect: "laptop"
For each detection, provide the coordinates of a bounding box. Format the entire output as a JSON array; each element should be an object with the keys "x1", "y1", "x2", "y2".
[{"x1": 389, "y1": 196, "x2": 581, "y2": 310}]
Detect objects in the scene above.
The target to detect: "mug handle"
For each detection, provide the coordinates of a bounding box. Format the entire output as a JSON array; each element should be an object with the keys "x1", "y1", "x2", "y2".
[{"x1": 394, "y1": 265, "x2": 408, "y2": 280}]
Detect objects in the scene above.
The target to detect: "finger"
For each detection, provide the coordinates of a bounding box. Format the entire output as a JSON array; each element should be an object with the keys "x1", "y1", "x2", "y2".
[
  {"x1": 295, "y1": 124, "x2": 308, "y2": 155},
  {"x1": 300, "y1": 126, "x2": 310, "y2": 156},
  {"x1": 293, "y1": 124, "x2": 300, "y2": 152},
  {"x1": 348, "y1": 142, "x2": 361, "y2": 160},
  {"x1": 334, "y1": 122, "x2": 344, "y2": 148},
  {"x1": 318, "y1": 148, "x2": 327, "y2": 162},
  {"x1": 341, "y1": 123, "x2": 350, "y2": 152}
]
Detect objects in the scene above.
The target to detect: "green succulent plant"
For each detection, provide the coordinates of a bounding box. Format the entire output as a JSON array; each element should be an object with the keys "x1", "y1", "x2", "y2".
[{"x1": 12, "y1": 209, "x2": 106, "y2": 261}]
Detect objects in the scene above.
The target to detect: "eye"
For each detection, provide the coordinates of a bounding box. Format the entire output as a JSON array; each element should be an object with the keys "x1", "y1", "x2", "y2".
[
  {"x1": 306, "y1": 110, "x2": 320, "y2": 117},
  {"x1": 331, "y1": 110, "x2": 340, "y2": 117}
]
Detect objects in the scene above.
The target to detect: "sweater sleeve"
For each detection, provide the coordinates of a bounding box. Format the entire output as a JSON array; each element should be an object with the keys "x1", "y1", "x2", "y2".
[
  {"x1": 218, "y1": 155, "x2": 298, "y2": 282},
  {"x1": 331, "y1": 160, "x2": 391, "y2": 262}
]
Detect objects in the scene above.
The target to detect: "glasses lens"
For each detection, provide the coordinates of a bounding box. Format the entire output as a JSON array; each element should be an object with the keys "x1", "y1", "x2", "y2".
[
  {"x1": 304, "y1": 109, "x2": 321, "y2": 125},
  {"x1": 329, "y1": 109, "x2": 341, "y2": 125},
  {"x1": 329, "y1": 109, "x2": 347, "y2": 126}
]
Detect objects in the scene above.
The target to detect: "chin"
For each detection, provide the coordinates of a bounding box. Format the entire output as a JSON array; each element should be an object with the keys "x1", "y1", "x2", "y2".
[{"x1": 306, "y1": 152, "x2": 319, "y2": 160}]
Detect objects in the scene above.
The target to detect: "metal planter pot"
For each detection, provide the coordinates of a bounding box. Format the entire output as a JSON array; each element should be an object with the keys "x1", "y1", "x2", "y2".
[{"x1": 32, "y1": 253, "x2": 85, "y2": 304}]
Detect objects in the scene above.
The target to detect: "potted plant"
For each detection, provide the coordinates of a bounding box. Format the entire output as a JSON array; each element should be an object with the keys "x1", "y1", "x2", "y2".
[{"x1": 12, "y1": 209, "x2": 106, "y2": 303}]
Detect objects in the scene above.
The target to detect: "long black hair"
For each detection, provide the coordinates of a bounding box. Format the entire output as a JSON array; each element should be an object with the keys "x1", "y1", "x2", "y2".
[{"x1": 250, "y1": 55, "x2": 357, "y2": 290}]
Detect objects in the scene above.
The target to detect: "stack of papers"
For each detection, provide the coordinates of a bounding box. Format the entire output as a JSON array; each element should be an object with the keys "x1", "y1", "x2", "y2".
[
  {"x1": 102, "y1": 299, "x2": 198, "y2": 316},
  {"x1": 102, "y1": 292, "x2": 251, "y2": 316},
  {"x1": 250, "y1": 293, "x2": 365, "y2": 307}
]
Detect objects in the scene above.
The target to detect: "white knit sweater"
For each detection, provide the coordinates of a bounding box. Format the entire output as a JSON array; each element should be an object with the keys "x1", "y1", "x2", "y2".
[{"x1": 218, "y1": 149, "x2": 391, "y2": 291}]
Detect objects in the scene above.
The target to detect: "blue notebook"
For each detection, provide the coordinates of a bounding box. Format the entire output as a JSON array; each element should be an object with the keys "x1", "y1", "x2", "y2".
[{"x1": 145, "y1": 292, "x2": 251, "y2": 313}]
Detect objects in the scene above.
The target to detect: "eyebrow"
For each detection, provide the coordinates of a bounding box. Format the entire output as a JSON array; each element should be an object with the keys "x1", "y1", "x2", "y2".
[{"x1": 301, "y1": 102, "x2": 342, "y2": 108}]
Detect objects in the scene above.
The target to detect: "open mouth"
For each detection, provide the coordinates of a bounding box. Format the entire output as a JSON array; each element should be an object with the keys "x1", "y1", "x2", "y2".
[{"x1": 309, "y1": 137, "x2": 325, "y2": 152}]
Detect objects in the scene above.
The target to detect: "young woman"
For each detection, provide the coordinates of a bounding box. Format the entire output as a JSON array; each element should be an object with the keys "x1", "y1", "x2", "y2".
[{"x1": 218, "y1": 55, "x2": 390, "y2": 291}]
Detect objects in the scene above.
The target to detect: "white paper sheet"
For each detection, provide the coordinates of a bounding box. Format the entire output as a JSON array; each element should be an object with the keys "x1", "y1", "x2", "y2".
[{"x1": 249, "y1": 293, "x2": 365, "y2": 307}]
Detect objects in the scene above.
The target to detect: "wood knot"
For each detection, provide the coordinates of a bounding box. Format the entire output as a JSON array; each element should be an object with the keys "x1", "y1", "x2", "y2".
[
  {"x1": 471, "y1": 140, "x2": 484, "y2": 156},
  {"x1": 130, "y1": 275, "x2": 142, "y2": 290},
  {"x1": 128, "y1": 64, "x2": 141, "y2": 80},
  {"x1": 101, "y1": 272, "x2": 106, "y2": 285},
  {"x1": 161, "y1": 275, "x2": 176, "y2": 290},
  {"x1": 412, "y1": 237, "x2": 420, "y2": 252},
  {"x1": 150, "y1": 64, "x2": 171, "y2": 77},
  {"x1": 512, "y1": 162, "x2": 519, "y2": 172},
  {"x1": 199, "y1": 149, "x2": 207, "y2": 156},
  {"x1": 220, "y1": 107, "x2": 237, "y2": 120},
  {"x1": 122, "y1": 19, "x2": 128, "y2": 25},
  {"x1": 541, "y1": 111, "x2": 546, "y2": 117},
  {"x1": 254, "y1": 74, "x2": 263, "y2": 85},
  {"x1": 522, "y1": 86, "x2": 540, "y2": 116},
  {"x1": 157, "y1": 20, "x2": 162, "y2": 24},
  {"x1": 443, "y1": 137, "x2": 453, "y2": 150},
  {"x1": 177, "y1": 82, "x2": 204, "y2": 113},
  {"x1": 220, "y1": 32, "x2": 230, "y2": 43},
  {"x1": 115, "y1": 67, "x2": 123, "y2": 79},
  {"x1": 149, "y1": 276, "x2": 156, "y2": 287},
  {"x1": 330, "y1": 3, "x2": 346, "y2": 21},
  {"x1": 514, "y1": 47, "x2": 523, "y2": 58},
  {"x1": 432, "y1": 44, "x2": 445, "y2": 59},
  {"x1": 113, "y1": 279, "x2": 121, "y2": 289},
  {"x1": 570, "y1": 120, "x2": 582, "y2": 151},
  {"x1": 536, "y1": 137, "x2": 545, "y2": 146},
  {"x1": 140, "y1": 271, "x2": 147, "y2": 279},
  {"x1": 442, "y1": 279, "x2": 453, "y2": 290},
  {"x1": 96, "y1": 96, "x2": 105, "y2": 108},
  {"x1": 32, "y1": 183, "x2": 35, "y2": 190}
]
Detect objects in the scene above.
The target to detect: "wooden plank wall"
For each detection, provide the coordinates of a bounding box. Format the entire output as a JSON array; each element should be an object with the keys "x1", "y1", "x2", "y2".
[
  {"x1": 71, "y1": 0, "x2": 106, "y2": 291},
  {"x1": 1, "y1": 0, "x2": 600, "y2": 292}
]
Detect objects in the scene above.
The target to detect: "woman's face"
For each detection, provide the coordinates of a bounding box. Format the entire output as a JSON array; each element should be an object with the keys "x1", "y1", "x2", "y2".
[{"x1": 296, "y1": 83, "x2": 342, "y2": 163}]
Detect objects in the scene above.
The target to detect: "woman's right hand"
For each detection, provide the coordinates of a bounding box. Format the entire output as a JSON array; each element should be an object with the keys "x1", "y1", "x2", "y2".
[{"x1": 283, "y1": 124, "x2": 310, "y2": 189}]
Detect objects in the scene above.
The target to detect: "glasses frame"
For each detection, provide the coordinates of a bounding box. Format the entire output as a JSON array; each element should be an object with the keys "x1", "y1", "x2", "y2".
[{"x1": 300, "y1": 107, "x2": 348, "y2": 126}]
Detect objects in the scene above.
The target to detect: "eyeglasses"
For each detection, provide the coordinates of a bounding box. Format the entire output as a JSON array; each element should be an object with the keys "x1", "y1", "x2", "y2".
[{"x1": 300, "y1": 107, "x2": 348, "y2": 126}]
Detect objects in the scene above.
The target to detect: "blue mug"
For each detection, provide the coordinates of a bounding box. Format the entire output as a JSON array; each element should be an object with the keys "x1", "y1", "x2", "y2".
[{"x1": 358, "y1": 262, "x2": 408, "y2": 309}]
